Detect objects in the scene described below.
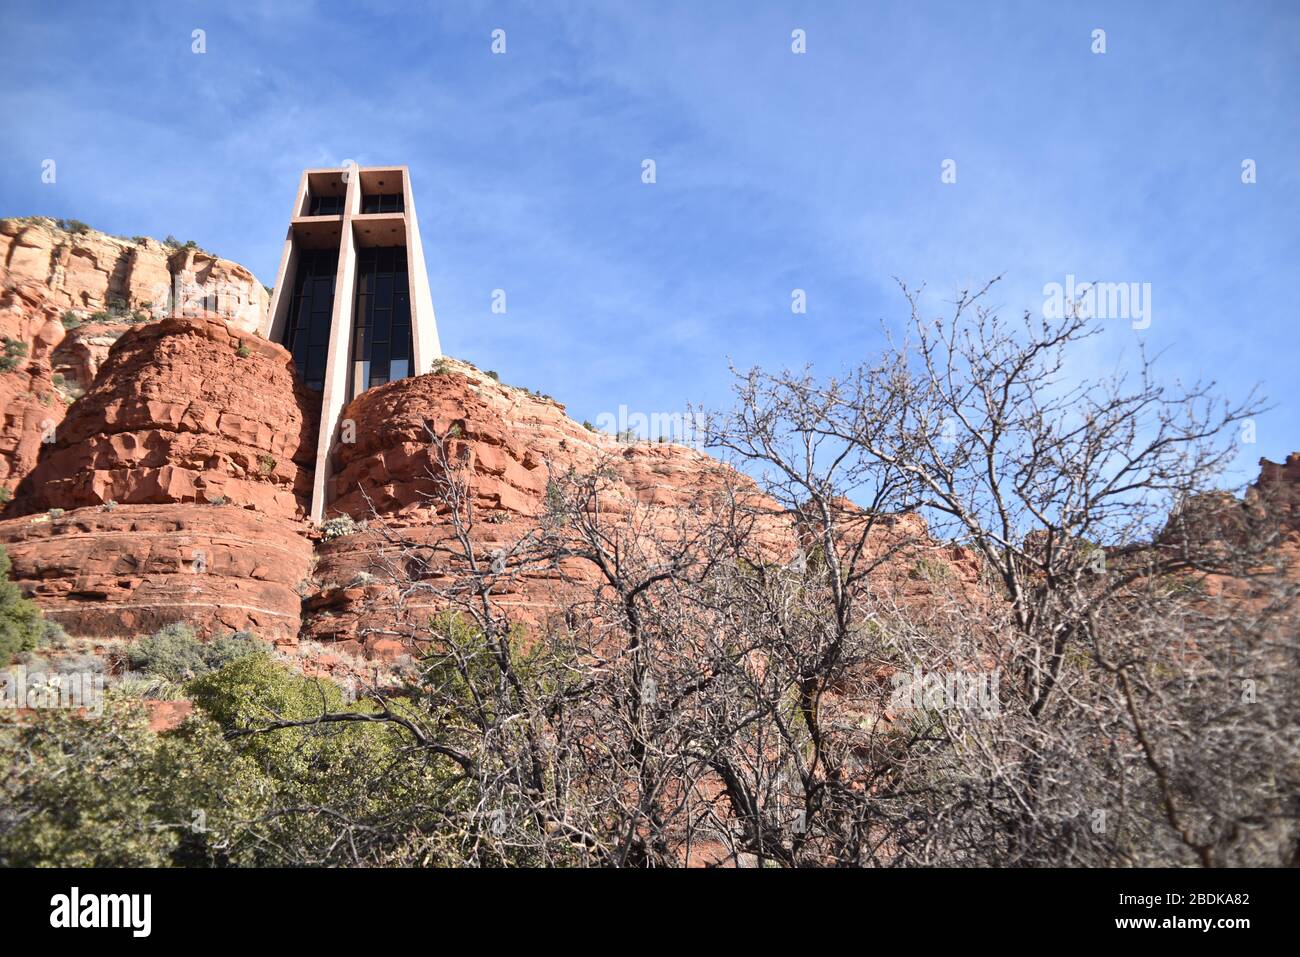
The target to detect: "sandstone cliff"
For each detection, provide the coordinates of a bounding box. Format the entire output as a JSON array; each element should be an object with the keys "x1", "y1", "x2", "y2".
[
  {"x1": 2, "y1": 222, "x2": 1294, "y2": 678},
  {"x1": 0, "y1": 315, "x2": 800, "y2": 665},
  {"x1": 0, "y1": 217, "x2": 267, "y2": 330},
  {"x1": 0, "y1": 217, "x2": 270, "y2": 498},
  {"x1": 10, "y1": 317, "x2": 317, "y2": 520}
]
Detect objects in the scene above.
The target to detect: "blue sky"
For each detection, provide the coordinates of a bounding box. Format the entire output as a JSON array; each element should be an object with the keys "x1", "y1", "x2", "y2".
[{"x1": 2, "y1": 0, "x2": 1297, "y2": 486}]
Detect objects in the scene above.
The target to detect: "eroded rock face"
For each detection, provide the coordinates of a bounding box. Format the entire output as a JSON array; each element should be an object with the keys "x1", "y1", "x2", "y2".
[
  {"x1": 1251, "y1": 452, "x2": 1300, "y2": 540},
  {"x1": 327, "y1": 360, "x2": 738, "y2": 519},
  {"x1": 299, "y1": 361, "x2": 794, "y2": 653},
  {"x1": 0, "y1": 217, "x2": 267, "y2": 332},
  {"x1": 1, "y1": 218, "x2": 272, "y2": 498},
  {"x1": 0, "y1": 504, "x2": 311, "y2": 645},
  {"x1": 0, "y1": 282, "x2": 68, "y2": 491},
  {"x1": 10, "y1": 317, "x2": 318, "y2": 520},
  {"x1": 51, "y1": 321, "x2": 126, "y2": 387}
]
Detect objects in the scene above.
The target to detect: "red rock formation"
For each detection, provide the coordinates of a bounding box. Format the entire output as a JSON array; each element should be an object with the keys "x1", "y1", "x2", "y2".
[
  {"x1": 1250, "y1": 452, "x2": 1300, "y2": 540},
  {"x1": 10, "y1": 316, "x2": 318, "y2": 520},
  {"x1": 0, "y1": 281, "x2": 72, "y2": 492},
  {"x1": 0, "y1": 217, "x2": 267, "y2": 332},
  {"x1": 0, "y1": 504, "x2": 311, "y2": 645},
  {"x1": 51, "y1": 320, "x2": 126, "y2": 388},
  {"x1": 1, "y1": 218, "x2": 271, "y2": 499},
  {"x1": 298, "y1": 361, "x2": 794, "y2": 654},
  {"x1": 326, "y1": 360, "x2": 742, "y2": 519}
]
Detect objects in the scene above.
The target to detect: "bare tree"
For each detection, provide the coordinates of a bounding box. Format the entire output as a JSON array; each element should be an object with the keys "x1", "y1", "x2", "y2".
[{"x1": 225, "y1": 282, "x2": 1296, "y2": 867}]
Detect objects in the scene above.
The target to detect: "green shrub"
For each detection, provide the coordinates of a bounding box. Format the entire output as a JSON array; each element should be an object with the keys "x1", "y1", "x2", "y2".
[
  {"x1": 908, "y1": 556, "x2": 952, "y2": 582},
  {"x1": 47, "y1": 508, "x2": 64, "y2": 519},
  {"x1": 0, "y1": 702, "x2": 262, "y2": 867},
  {"x1": 257, "y1": 453, "x2": 276, "y2": 475},
  {"x1": 0, "y1": 624, "x2": 551, "y2": 867},
  {"x1": 188, "y1": 651, "x2": 346, "y2": 732},
  {"x1": 0, "y1": 546, "x2": 48, "y2": 664},
  {"x1": 236, "y1": 343, "x2": 252, "y2": 358},
  {"x1": 485, "y1": 370, "x2": 500, "y2": 382},
  {"x1": 112, "y1": 673, "x2": 185, "y2": 700},
  {"x1": 204, "y1": 630, "x2": 260, "y2": 671},
  {"x1": 320, "y1": 515, "x2": 357, "y2": 540},
  {"x1": 55, "y1": 218, "x2": 90, "y2": 235},
  {"x1": 122, "y1": 623, "x2": 258, "y2": 682},
  {"x1": 61, "y1": 310, "x2": 82, "y2": 329},
  {"x1": 0, "y1": 338, "x2": 28, "y2": 373},
  {"x1": 0, "y1": 487, "x2": 11, "y2": 505}
]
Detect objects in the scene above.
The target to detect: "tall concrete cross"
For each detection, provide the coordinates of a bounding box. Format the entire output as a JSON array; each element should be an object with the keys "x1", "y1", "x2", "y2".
[{"x1": 262, "y1": 164, "x2": 441, "y2": 522}]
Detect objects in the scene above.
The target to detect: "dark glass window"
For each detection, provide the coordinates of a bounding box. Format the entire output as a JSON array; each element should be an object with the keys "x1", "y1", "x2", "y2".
[
  {"x1": 361, "y1": 193, "x2": 404, "y2": 214},
  {"x1": 353, "y1": 246, "x2": 413, "y2": 390},
  {"x1": 283, "y1": 249, "x2": 338, "y2": 391},
  {"x1": 307, "y1": 194, "x2": 345, "y2": 216}
]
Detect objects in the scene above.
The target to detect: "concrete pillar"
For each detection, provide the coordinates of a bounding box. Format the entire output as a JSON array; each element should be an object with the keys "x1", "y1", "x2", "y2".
[{"x1": 262, "y1": 164, "x2": 442, "y2": 524}]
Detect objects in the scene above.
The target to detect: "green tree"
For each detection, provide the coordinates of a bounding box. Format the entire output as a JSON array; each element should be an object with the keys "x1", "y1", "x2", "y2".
[
  {"x1": 0, "y1": 702, "x2": 261, "y2": 867},
  {"x1": 0, "y1": 546, "x2": 46, "y2": 663}
]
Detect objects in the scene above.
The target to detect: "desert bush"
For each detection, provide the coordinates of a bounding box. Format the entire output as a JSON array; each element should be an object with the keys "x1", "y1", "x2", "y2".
[
  {"x1": 320, "y1": 515, "x2": 357, "y2": 540},
  {"x1": 0, "y1": 547, "x2": 49, "y2": 664},
  {"x1": 122, "y1": 623, "x2": 257, "y2": 682},
  {"x1": 0, "y1": 338, "x2": 28, "y2": 373},
  {"x1": 0, "y1": 702, "x2": 261, "y2": 867}
]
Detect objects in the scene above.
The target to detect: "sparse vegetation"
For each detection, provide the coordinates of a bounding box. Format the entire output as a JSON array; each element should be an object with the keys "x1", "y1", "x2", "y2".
[
  {"x1": 320, "y1": 515, "x2": 358, "y2": 540},
  {"x1": 121, "y1": 623, "x2": 258, "y2": 682},
  {"x1": 0, "y1": 545, "x2": 51, "y2": 663},
  {"x1": 0, "y1": 280, "x2": 1294, "y2": 873},
  {"x1": 0, "y1": 338, "x2": 28, "y2": 373},
  {"x1": 908, "y1": 556, "x2": 952, "y2": 582}
]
